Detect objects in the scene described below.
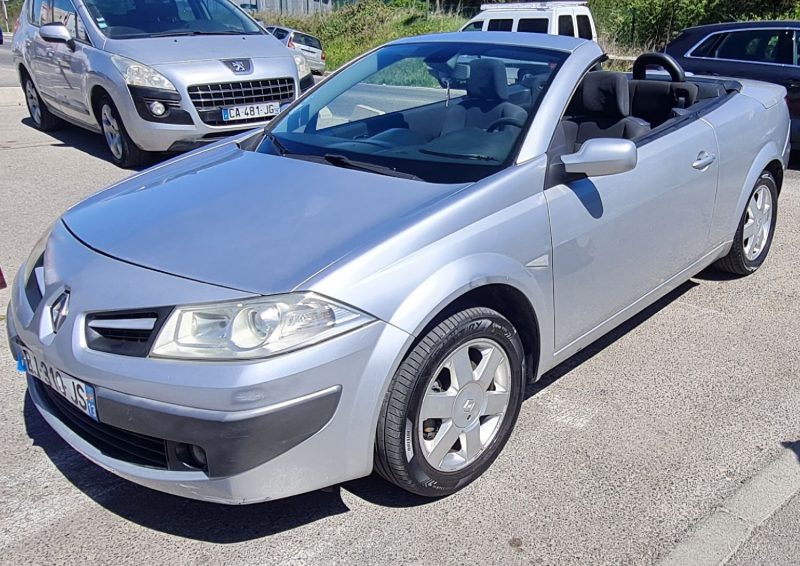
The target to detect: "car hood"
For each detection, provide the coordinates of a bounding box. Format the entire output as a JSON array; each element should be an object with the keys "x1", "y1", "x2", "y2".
[
  {"x1": 62, "y1": 144, "x2": 470, "y2": 295},
  {"x1": 103, "y1": 34, "x2": 291, "y2": 65}
]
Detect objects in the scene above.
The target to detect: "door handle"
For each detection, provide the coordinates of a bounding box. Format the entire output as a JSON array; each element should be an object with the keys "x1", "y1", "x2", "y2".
[{"x1": 692, "y1": 151, "x2": 716, "y2": 170}]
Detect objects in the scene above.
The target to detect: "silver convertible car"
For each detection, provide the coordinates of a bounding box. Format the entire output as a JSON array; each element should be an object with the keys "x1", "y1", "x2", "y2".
[{"x1": 6, "y1": 33, "x2": 790, "y2": 504}]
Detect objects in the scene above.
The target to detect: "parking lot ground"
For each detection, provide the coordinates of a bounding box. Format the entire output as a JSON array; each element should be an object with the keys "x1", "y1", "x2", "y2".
[{"x1": 1, "y1": 84, "x2": 800, "y2": 564}]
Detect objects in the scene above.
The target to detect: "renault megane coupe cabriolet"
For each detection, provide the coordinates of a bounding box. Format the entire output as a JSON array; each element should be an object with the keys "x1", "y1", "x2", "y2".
[{"x1": 7, "y1": 32, "x2": 790, "y2": 504}]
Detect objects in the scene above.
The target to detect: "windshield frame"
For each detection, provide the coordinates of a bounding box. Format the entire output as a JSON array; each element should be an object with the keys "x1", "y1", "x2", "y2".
[
  {"x1": 80, "y1": 0, "x2": 265, "y2": 40},
  {"x1": 262, "y1": 40, "x2": 569, "y2": 184}
]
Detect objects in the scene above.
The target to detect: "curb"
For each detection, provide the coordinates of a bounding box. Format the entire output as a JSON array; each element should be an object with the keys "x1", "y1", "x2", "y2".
[{"x1": 658, "y1": 444, "x2": 800, "y2": 566}]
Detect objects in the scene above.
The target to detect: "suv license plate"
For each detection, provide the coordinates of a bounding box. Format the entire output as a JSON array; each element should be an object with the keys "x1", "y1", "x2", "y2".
[{"x1": 222, "y1": 102, "x2": 280, "y2": 121}]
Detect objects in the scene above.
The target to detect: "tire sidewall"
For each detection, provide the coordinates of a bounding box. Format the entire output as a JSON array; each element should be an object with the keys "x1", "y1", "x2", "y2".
[
  {"x1": 397, "y1": 311, "x2": 525, "y2": 496},
  {"x1": 739, "y1": 172, "x2": 778, "y2": 272},
  {"x1": 25, "y1": 78, "x2": 43, "y2": 128},
  {"x1": 99, "y1": 96, "x2": 139, "y2": 167}
]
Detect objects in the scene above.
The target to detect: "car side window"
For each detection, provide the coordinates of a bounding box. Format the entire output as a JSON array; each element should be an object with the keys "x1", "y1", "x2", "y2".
[
  {"x1": 558, "y1": 15, "x2": 574, "y2": 37},
  {"x1": 710, "y1": 29, "x2": 794, "y2": 64},
  {"x1": 576, "y1": 15, "x2": 593, "y2": 40},
  {"x1": 51, "y1": 0, "x2": 77, "y2": 38},
  {"x1": 30, "y1": 0, "x2": 43, "y2": 25},
  {"x1": 487, "y1": 19, "x2": 512, "y2": 32},
  {"x1": 517, "y1": 18, "x2": 548, "y2": 33},
  {"x1": 795, "y1": 32, "x2": 800, "y2": 65},
  {"x1": 462, "y1": 21, "x2": 483, "y2": 32}
]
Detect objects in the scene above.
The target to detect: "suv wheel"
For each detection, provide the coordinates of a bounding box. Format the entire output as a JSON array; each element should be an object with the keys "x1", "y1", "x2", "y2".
[
  {"x1": 98, "y1": 95, "x2": 148, "y2": 168},
  {"x1": 24, "y1": 77, "x2": 62, "y2": 131}
]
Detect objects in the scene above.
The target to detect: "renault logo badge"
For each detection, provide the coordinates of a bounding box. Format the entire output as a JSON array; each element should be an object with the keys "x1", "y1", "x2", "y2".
[{"x1": 51, "y1": 291, "x2": 70, "y2": 334}]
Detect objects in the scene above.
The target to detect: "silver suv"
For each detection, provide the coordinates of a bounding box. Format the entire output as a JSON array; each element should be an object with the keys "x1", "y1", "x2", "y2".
[{"x1": 12, "y1": 0, "x2": 313, "y2": 167}]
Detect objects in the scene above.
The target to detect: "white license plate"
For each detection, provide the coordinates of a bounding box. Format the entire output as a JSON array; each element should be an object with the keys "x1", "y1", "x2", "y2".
[
  {"x1": 20, "y1": 345, "x2": 98, "y2": 421},
  {"x1": 221, "y1": 102, "x2": 280, "y2": 122}
]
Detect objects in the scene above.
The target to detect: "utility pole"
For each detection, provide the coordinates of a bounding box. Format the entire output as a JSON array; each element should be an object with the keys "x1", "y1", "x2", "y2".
[{"x1": 2, "y1": 0, "x2": 10, "y2": 34}]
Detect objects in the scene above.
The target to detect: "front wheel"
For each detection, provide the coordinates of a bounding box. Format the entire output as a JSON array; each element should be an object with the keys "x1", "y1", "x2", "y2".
[
  {"x1": 98, "y1": 95, "x2": 148, "y2": 168},
  {"x1": 375, "y1": 307, "x2": 526, "y2": 497},
  {"x1": 715, "y1": 171, "x2": 778, "y2": 275}
]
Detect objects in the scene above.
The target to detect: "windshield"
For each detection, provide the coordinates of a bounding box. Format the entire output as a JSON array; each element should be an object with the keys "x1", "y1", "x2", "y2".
[
  {"x1": 261, "y1": 42, "x2": 567, "y2": 183},
  {"x1": 82, "y1": 0, "x2": 262, "y2": 39}
]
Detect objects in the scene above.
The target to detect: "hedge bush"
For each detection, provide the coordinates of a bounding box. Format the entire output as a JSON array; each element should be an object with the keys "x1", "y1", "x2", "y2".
[{"x1": 589, "y1": 0, "x2": 800, "y2": 49}]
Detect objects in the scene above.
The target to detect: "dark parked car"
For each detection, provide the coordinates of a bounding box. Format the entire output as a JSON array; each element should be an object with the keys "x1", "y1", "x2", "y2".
[{"x1": 666, "y1": 21, "x2": 800, "y2": 146}]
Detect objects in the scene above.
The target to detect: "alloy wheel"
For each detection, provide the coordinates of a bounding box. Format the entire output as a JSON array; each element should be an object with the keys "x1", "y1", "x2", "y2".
[
  {"x1": 418, "y1": 339, "x2": 512, "y2": 472},
  {"x1": 25, "y1": 80, "x2": 41, "y2": 126},
  {"x1": 743, "y1": 184, "x2": 773, "y2": 261},
  {"x1": 101, "y1": 104, "x2": 124, "y2": 160}
]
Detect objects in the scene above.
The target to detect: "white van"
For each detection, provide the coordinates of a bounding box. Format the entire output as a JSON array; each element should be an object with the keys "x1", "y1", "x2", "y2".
[{"x1": 461, "y1": 1, "x2": 598, "y2": 43}]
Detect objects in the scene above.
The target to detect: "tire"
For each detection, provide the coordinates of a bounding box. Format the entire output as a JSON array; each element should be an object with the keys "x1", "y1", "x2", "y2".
[
  {"x1": 97, "y1": 95, "x2": 148, "y2": 168},
  {"x1": 375, "y1": 307, "x2": 526, "y2": 497},
  {"x1": 23, "y1": 76, "x2": 63, "y2": 132},
  {"x1": 715, "y1": 171, "x2": 779, "y2": 276}
]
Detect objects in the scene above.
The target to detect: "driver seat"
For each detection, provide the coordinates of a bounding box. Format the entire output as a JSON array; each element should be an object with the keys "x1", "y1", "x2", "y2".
[
  {"x1": 441, "y1": 59, "x2": 527, "y2": 134},
  {"x1": 562, "y1": 72, "x2": 650, "y2": 150}
]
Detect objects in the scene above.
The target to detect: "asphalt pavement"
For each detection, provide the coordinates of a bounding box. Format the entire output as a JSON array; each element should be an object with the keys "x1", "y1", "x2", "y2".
[
  {"x1": 1, "y1": 71, "x2": 800, "y2": 564},
  {"x1": 0, "y1": 40, "x2": 17, "y2": 87}
]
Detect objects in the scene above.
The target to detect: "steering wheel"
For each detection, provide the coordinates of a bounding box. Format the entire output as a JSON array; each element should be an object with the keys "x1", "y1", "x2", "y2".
[
  {"x1": 632, "y1": 52, "x2": 686, "y2": 82},
  {"x1": 487, "y1": 117, "x2": 526, "y2": 132}
]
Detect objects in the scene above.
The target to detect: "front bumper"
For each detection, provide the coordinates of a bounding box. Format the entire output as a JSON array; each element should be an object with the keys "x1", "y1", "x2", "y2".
[
  {"x1": 7, "y1": 223, "x2": 413, "y2": 503},
  {"x1": 109, "y1": 57, "x2": 302, "y2": 153}
]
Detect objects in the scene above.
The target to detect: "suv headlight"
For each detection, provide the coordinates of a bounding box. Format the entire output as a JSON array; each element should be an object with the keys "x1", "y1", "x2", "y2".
[
  {"x1": 293, "y1": 54, "x2": 311, "y2": 78},
  {"x1": 151, "y1": 293, "x2": 373, "y2": 360},
  {"x1": 111, "y1": 55, "x2": 177, "y2": 91}
]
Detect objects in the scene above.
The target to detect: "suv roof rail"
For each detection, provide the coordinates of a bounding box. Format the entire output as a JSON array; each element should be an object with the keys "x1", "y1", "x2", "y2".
[{"x1": 479, "y1": 1, "x2": 587, "y2": 10}]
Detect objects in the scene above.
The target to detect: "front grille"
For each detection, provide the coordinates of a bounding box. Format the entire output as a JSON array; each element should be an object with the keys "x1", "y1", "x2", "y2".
[
  {"x1": 188, "y1": 78, "x2": 295, "y2": 125},
  {"x1": 37, "y1": 380, "x2": 168, "y2": 469},
  {"x1": 85, "y1": 307, "x2": 173, "y2": 358}
]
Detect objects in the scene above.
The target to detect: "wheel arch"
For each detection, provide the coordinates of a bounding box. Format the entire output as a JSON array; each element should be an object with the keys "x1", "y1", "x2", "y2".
[
  {"x1": 415, "y1": 283, "x2": 541, "y2": 384},
  {"x1": 89, "y1": 85, "x2": 111, "y2": 125},
  {"x1": 729, "y1": 143, "x2": 785, "y2": 238}
]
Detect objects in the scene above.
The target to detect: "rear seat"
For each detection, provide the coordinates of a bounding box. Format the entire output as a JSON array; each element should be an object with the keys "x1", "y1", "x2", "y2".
[{"x1": 628, "y1": 80, "x2": 699, "y2": 127}]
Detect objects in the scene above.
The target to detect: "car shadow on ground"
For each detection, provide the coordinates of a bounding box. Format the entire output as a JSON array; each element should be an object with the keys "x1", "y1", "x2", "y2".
[
  {"x1": 20, "y1": 117, "x2": 170, "y2": 171},
  {"x1": 23, "y1": 280, "x2": 704, "y2": 541},
  {"x1": 782, "y1": 441, "x2": 800, "y2": 464}
]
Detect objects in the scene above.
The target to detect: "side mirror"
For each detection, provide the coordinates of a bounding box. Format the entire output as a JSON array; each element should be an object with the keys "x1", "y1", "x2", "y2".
[
  {"x1": 39, "y1": 23, "x2": 74, "y2": 49},
  {"x1": 561, "y1": 138, "x2": 638, "y2": 177}
]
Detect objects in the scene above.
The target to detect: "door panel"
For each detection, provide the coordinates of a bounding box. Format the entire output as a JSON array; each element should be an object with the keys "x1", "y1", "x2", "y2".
[{"x1": 546, "y1": 120, "x2": 719, "y2": 350}]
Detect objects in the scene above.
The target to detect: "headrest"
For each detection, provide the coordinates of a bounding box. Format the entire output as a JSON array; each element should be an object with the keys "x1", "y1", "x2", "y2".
[
  {"x1": 453, "y1": 63, "x2": 471, "y2": 81},
  {"x1": 467, "y1": 59, "x2": 509, "y2": 101},
  {"x1": 581, "y1": 72, "x2": 630, "y2": 117}
]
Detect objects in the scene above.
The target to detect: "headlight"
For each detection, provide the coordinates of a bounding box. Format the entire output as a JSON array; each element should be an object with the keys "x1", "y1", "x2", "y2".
[
  {"x1": 111, "y1": 55, "x2": 177, "y2": 91},
  {"x1": 293, "y1": 54, "x2": 311, "y2": 78},
  {"x1": 151, "y1": 293, "x2": 373, "y2": 360},
  {"x1": 24, "y1": 223, "x2": 53, "y2": 287}
]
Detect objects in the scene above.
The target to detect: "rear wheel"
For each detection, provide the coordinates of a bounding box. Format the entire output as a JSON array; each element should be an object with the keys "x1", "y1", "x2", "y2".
[
  {"x1": 23, "y1": 76, "x2": 62, "y2": 131},
  {"x1": 98, "y1": 95, "x2": 148, "y2": 168},
  {"x1": 375, "y1": 307, "x2": 526, "y2": 497},
  {"x1": 715, "y1": 171, "x2": 778, "y2": 275}
]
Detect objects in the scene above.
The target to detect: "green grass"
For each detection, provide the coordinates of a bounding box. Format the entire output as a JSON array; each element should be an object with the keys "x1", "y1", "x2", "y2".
[{"x1": 256, "y1": 0, "x2": 466, "y2": 70}]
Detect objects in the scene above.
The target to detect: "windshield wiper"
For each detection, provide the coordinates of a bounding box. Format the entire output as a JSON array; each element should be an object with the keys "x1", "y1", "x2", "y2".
[
  {"x1": 146, "y1": 30, "x2": 257, "y2": 38},
  {"x1": 265, "y1": 132, "x2": 290, "y2": 156},
  {"x1": 322, "y1": 154, "x2": 421, "y2": 180},
  {"x1": 419, "y1": 148, "x2": 496, "y2": 161}
]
